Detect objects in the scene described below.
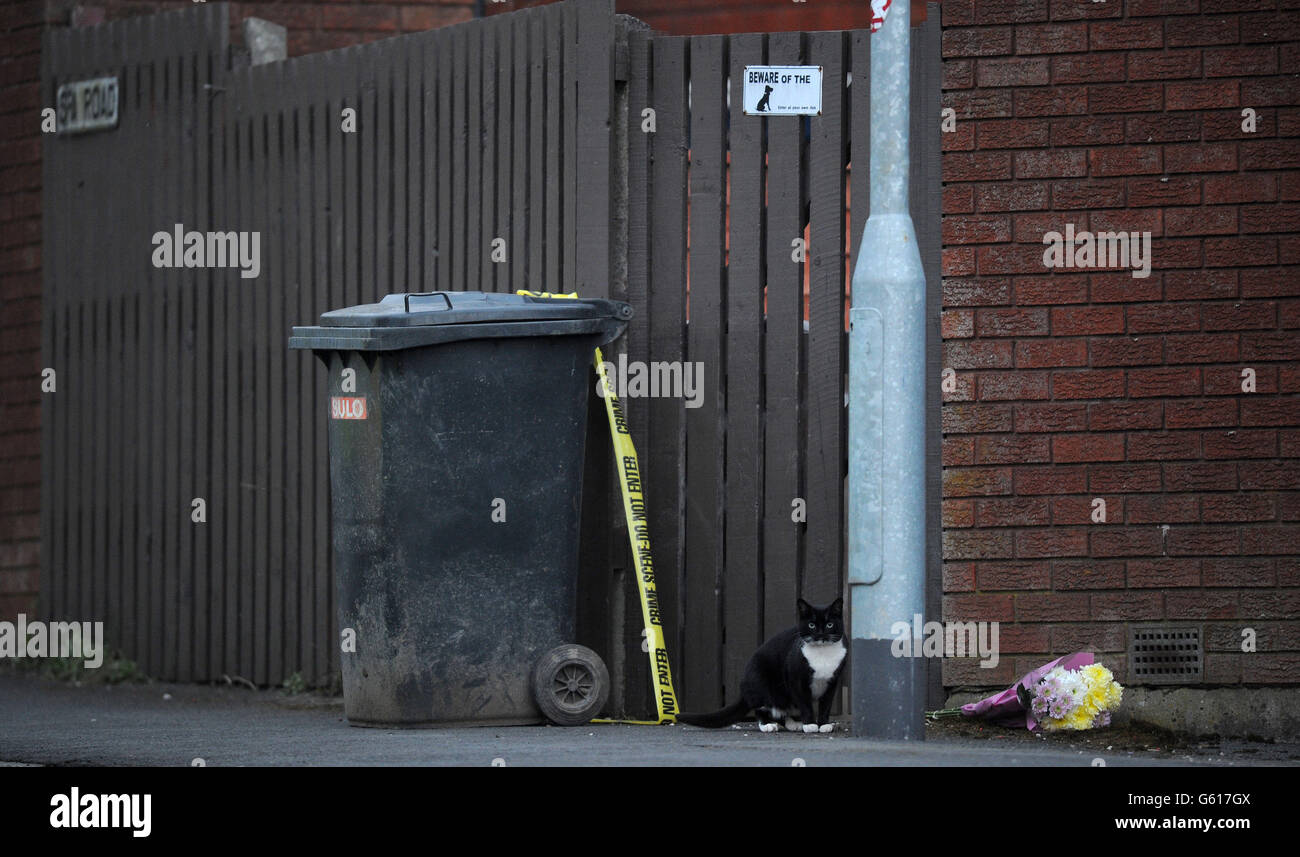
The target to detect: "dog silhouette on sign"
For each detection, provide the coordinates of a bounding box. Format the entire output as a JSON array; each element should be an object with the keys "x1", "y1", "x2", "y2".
[{"x1": 755, "y1": 85, "x2": 773, "y2": 112}]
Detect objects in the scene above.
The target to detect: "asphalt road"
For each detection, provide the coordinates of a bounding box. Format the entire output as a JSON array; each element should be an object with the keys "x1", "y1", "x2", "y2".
[{"x1": 0, "y1": 673, "x2": 1262, "y2": 767}]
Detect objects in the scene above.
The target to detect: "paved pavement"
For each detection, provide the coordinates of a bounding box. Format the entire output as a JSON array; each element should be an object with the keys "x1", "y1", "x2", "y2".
[{"x1": 0, "y1": 672, "x2": 1269, "y2": 767}]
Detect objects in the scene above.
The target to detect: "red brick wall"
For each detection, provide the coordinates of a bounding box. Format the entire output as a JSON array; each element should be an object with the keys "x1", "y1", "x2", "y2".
[
  {"x1": 0, "y1": 1, "x2": 48, "y2": 621},
  {"x1": 940, "y1": 0, "x2": 1300, "y2": 687}
]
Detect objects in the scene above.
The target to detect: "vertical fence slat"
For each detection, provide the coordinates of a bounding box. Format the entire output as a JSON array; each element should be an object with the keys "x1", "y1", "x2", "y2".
[
  {"x1": 723, "y1": 32, "x2": 765, "y2": 697},
  {"x1": 528, "y1": 12, "x2": 545, "y2": 291},
  {"x1": 511, "y1": 11, "x2": 529, "y2": 293},
  {"x1": 562, "y1": 1, "x2": 578, "y2": 290},
  {"x1": 190, "y1": 15, "x2": 216, "y2": 680},
  {"x1": 225, "y1": 65, "x2": 245, "y2": 679},
  {"x1": 451, "y1": 30, "x2": 467, "y2": 293},
  {"x1": 255, "y1": 62, "x2": 277, "y2": 686},
  {"x1": 545, "y1": 8, "x2": 562, "y2": 293},
  {"x1": 207, "y1": 16, "x2": 226, "y2": 680},
  {"x1": 480, "y1": 22, "x2": 498, "y2": 293},
  {"x1": 421, "y1": 34, "x2": 439, "y2": 293},
  {"x1": 176, "y1": 24, "x2": 198, "y2": 683},
  {"x1": 391, "y1": 39, "x2": 408, "y2": 297},
  {"x1": 646, "y1": 34, "x2": 689, "y2": 693},
  {"x1": 103, "y1": 25, "x2": 125, "y2": 660},
  {"x1": 407, "y1": 39, "x2": 423, "y2": 295},
  {"x1": 683, "y1": 35, "x2": 727, "y2": 709},
  {"x1": 322, "y1": 49, "x2": 347, "y2": 681},
  {"x1": 237, "y1": 66, "x2": 258, "y2": 682},
  {"x1": 804, "y1": 31, "x2": 847, "y2": 606},
  {"x1": 437, "y1": 34, "x2": 454, "y2": 293},
  {"x1": 307, "y1": 53, "x2": 329, "y2": 683},
  {"x1": 150, "y1": 31, "x2": 172, "y2": 677},
  {"x1": 375, "y1": 44, "x2": 393, "y2": 304},
  {"x1": 620, "y1": 26, "x2": 653, "y2": 716},
  {"x1": 89, "y1": 20, "x2": 110, "y2": 658},
  {"x1": 466, "y1": 25, "x2": 483, "y2": 289},
  {"x1": 278, "y1": 59, "x2": 301, "y2": 686},
  {"x1": 760, "y1": 31, "x2": 804, "y2": 642},
  {"x1": 573, "y1": 0, "x2": 613, "y2": 297}
]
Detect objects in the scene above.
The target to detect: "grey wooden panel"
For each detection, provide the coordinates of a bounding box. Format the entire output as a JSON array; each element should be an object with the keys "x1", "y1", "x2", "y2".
[
  {"x1": 375, "y1": 43, "x2": 393, "y2": 303},
  {"x1": 100, "y1": 23, "x2": 123, "y2": 661},
  {"x1": 467, "y1": 24, "x2": 483, "y2": 290},
  {"x1": 723, "y1": 32, "x2": 765, "y2": 697},
  {"x1": 358, "y1": 49, "x2": 376, "y2": 306},
  {"x1": 451, "y1": 29, "x2": 468, "y2": 293},
  {"x1": 207, "y1": 19, "x2": 227, "y2": 680},
  {"x1": 322, "y1": 48, "x2": 349, "y2": 681},
  {"x1": 267, "y1": 57, "x2": 287, "y2": 685},
  {"x1": 562, "y1": 0, "x2": 578, "y2": 290},
  {"x1": 407, "y1": 38, "x2": 423, "y2": 294},
  {"x1": 528, "y1": 12, "x2": 545, "y2": 291},
  {"x1": 544, "y1": 8, "x2": 562, "y2": 293},
  {"x1": 225, "y1": 63, "x2": 246, "y2": 679},
  {"x1": 619, "y1": 27, "x2": 653, "y2": 717},
  {"x1": 418, "y1": 32, "x2": 439, "y2": 295},
  {"x1": 151, "y1": 39, "x2": 174, "y2": 677},
  {"x1": 237, "y1": 68, "x2": 258, "y2": 682},
  {"x1": 761, "y1": 31, "x2": 804, "y2": 642},
  {"x1": 511, "y1": 11, "x2": 529, "y2": 293},
  {"x1": 253, "y1": 62, "x2": 274, "y2": 686},
  {"x1": 421, "y1": 32, "x2": 439, "y2": 293},
  {"x1": 684, "y1": 35, "x2": 727, "y2": 709},
  {"x1": 480, "y1": 20, "x2": 498, "y2": 293},
  {"x1": 437, "y1": 33, "x2": 454, "y2": 293},
  {"x1": 646, "y1": 34, "x2": 689, "y2": 692},
  {"x1": 178, "y1": 31, "x2": 199, "y2": 683},
  {"x1": 804, "y1": 31, "x2": 847, "y2": 607},
  {"x1": 280, "y1": 58, "x2": 302, "y2": 684},
  {"x1": 390, "y1": 38, "x2": 408, "y2": 296},
  {"x1": 573, "y1": 0, "x2": 613, "y2": 297}
]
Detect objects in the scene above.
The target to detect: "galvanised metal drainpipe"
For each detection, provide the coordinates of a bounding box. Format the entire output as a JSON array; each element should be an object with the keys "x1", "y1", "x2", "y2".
[{"x1": 848, "y1": 1, "x2": 927, "y2": 741}]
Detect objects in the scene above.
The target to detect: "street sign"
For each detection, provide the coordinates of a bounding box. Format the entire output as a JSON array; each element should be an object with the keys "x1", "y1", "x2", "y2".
[
  {"x1": 741, "y1": 65, "x2": 822, "y2": 116},
  {"x1": 56, "y1": 76, "x2": 119, "y2": 135}
]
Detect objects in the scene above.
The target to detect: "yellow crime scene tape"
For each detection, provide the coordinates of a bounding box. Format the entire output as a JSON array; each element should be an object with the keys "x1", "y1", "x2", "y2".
[{"x1": 517, "y1": 290, "x2": 678, "y2": 725}]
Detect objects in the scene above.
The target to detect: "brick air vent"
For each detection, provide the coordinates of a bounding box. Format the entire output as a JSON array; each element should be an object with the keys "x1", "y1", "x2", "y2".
[{"x1": 1129, "y1": 625, "x2": 1204, "y2": 685}]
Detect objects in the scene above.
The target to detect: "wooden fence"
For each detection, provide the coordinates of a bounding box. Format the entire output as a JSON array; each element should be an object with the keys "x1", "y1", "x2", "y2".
[{"x1": 41, "y1": 0, "x2": 941, "y2": 715}]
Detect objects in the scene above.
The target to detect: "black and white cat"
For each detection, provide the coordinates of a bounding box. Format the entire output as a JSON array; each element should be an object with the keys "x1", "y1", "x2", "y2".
[{"x1": 677, "y1": 598, "x2": 846, "y2": 733}]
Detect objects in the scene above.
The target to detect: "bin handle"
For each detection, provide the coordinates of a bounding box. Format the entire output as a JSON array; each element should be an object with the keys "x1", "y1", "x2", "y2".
[{"x1": 403, "y1": 292, "x2": 453, "y2": 313}]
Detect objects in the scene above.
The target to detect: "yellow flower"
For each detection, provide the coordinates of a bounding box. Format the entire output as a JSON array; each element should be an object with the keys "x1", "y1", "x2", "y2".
[{"x1": 1064, "y1": 704, "x2": 1095, "y2": 730}]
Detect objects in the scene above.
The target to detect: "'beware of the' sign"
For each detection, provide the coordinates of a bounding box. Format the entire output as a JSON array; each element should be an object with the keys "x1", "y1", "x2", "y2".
[{"x1": 741, "y1": 65, "x2": 822, "y2": 116}]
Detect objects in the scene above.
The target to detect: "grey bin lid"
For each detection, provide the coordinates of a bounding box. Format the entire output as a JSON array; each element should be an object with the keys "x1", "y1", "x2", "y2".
[{"x1": 289, "y1": 290, "x2": 633, "y2": 352}]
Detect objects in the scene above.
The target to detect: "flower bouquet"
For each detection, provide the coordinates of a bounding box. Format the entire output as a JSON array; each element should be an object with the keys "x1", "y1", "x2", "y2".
[{"x1": 928, "y1": 651, "x2": 1123, "y2": 731}]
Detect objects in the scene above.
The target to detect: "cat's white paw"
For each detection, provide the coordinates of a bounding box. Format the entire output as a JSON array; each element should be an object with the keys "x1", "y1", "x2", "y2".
[
  {"x1": 784, "y1": 718, "x2": 801, "y2": 732},
  {"x1": 818, "y1": 723, "x2": 835, "y2": 733},
  {"x1": 759, "y1": 722, "x2": 779, "y2": 733},
  {"x1": 801, "y1": 723, "x2": 819, "y2": 733}
]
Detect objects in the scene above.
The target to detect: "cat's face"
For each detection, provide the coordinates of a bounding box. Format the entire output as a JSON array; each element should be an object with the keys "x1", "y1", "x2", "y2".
[{"x1": 796, "y1": 598, "x2": 844, "y2": 646}]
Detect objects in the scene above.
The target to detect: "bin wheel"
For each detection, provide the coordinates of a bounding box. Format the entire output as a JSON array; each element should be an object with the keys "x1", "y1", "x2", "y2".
[{"x1": 531, "y1": 644, "x2": 610, "y2": 726}]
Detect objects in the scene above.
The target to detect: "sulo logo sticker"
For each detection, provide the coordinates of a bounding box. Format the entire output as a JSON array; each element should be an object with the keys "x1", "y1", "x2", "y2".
[{"x1": 331, "y1": 396, "x2": 367, "y2": 420}]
